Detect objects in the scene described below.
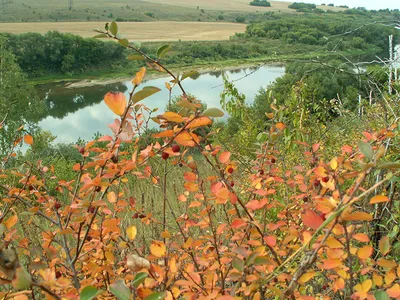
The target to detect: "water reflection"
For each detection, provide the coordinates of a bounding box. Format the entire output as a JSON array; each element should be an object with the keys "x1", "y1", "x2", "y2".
[{"x1": 37, "y1": 66, "x2": 285, "y2": 144}]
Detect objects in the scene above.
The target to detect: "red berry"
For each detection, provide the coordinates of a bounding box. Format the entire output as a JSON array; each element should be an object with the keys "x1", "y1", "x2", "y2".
[
  {"x1": 230, "y1": 181, "x2": 235, "y2": 187},
  {"x1": 271, "y1": 158, "x2": 276, "y2": 164},
  {"x1": 172, "y1": 144, "x2": 180, "y2": 153},
  {"x1": 86, "y1": 236, "x2": 93, "y2": 242},
  {"x1": 133, "y1": 212, "x2": 139, "y2": 219},
  {"x1": 95, "y1": 186, "x2": 101, "y2": 192},
  {"x1": 55, "y1": 271, "x2": 62, "y2": 279},
  {"x1": 162, "y1": 152, "x2": 169, "y2": 160},
  {"x1": 28, "y1": 185, "x2": 34, "y2": 191},
  {"x1": 319, "y1": 213, "x2": 326, "y2": 220},
  {"x1": 227, "y1": 167, "x2": 234, "y2": 174},
  {"x1": 88, "y1": 206, "x2": 95, "y2": 214},
  {"x1": 322, "y1": 176, "x2": 329, "y2": 183},
  {"x1": 111, "y1": 155, "x2": 118, "y2": 163},
  {"x1": 79, "y1": 147, "x2": 85, "y2": 155},
  {"x1": 322, "y1": 285, "x2": 327, "y2": 290},
  {"x1": 139, "y1": 214, "x2": 146, "y2": 219},
  {"x1": 303, "y1": 197, "x2": 309, "y2": 203},
  {"x1": 259, "y1": 170, "x2": 264, "y2": 175},
  {"x1": 313, "y1": 179, "x2": 320, "y2": 187},
  {"x1": 54, "y1": 202, "x2": 62, "y2": 210}
]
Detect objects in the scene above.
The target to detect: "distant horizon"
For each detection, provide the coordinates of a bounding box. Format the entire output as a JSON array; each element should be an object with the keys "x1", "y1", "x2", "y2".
[{"x1": 277, "y1": 0, "x2": 398, "y2": 10}]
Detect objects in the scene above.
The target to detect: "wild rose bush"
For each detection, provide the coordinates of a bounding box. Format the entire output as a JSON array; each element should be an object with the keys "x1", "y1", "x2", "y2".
[{"x1": 0, "y1": 22, "x2": 400, "y2": 300}]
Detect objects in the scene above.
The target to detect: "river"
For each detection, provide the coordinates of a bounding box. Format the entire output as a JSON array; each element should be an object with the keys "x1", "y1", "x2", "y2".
[{"x1": 36, "y1": 65, "x2": 285, "y2": 144}]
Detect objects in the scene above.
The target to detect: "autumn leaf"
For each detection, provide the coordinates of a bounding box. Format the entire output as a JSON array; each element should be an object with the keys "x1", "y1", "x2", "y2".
[
  {"x1": 302, "y1": 210, "x2": 324, "y2": 230},
  {"x1": 357, "y1": 246, "x2": 373, "y2": 260},
  {"x1": 386, "y1": 284, "x2": 400, "y2": 298},
  {"x1": 370, "y1": 195, "x2": 389, "y2": 204},
  {"x1": 24, "y1": 135, "x2": 33, "y2": 145},
  {"x1": 379, "y1": 236, "x2": 390, "y2": 256},
  {"x1": 219, "y1": 151, "x2": 231, "y2": 164},
  {"x1": 298, "y1": 272, "x2": 316, "y2": 284},
  {"x1": 342, "y1": 212, "x2": 373, "y2": 221},
  {"x1": 133, "y1": 67, "x2": 146, "y2": 86},
  {"x1": 126, "y1": 226, "x2": 137, "y2": 241},
  {"x1": 231, "y1": 219, "x2": 247, "y2": 229},
  {"x1": 4, "y1": 215, "x2": 18, "y2": 229},
  {"x1": 150, "y1": 241, "x2": 166, "y2": 257},
  {"x1": 104, "y1": 92, "x2": 127, "y2": 116},
  {"x1": 159, "y1": 112, "x2": 183, "y2": 123},
  {"x1": 323, "y1": 259, "x2": 341, "y2": 270},
  {"x1": 186, "y1": 116, "x2": 212, "y2": 129}
]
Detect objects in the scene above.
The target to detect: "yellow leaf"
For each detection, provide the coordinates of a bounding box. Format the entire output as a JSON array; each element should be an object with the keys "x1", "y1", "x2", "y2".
[
  {"x1": 160, "y1": 112, "x2": 183, "y2": 123},
  {"x1": 126, "y1": 226, "x2": 137, "y2": 241},
  {"x1": 377, "y1": 258, "x2": 397, "y2": 269},
  {"x1": 24, "y1": 135, "x2": 33, "y2": 145},
  {"x1": 330, "y1": 158, "x2": 338, "y2": 170},
  {"x1": 385, "y1": 271, "x2": 396, "y2": 285},
  {"x1": 298, "y1": 272, "x2": 316, "y2": 284},
  {"x1": 133, "y1": 67, "x2": 146, "y2": 86},
  {"x1": 370, "y1": 195, "x2": 389, "y2": 204},
  {"x1": 373, "y1": 273, "x2": 383, "y2": 287},
  {"x1": 104, "y1": 92, "x2": 127, "y2": 116},
  {"x1": 186, "y1": 116, "x2": 212, "y2": 129},
  {"x1": 107, "y1": 191, "x2": 117, "y2": 203},
  {"x1": 150, "y1": 241, "x2": 166, "y2": 257}
]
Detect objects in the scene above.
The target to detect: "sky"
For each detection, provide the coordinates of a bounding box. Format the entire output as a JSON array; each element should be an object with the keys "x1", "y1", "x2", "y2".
[{"x1": 279, "y1": 0, "x2": 399, "y2": 10}]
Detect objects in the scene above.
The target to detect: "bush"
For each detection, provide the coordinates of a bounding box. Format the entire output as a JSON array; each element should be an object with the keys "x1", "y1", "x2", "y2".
[
  {"x1": 249, "y1": 0, "x2": 271, "y2": 7},
  {"x1": 235, "y1": 16, "x2": 246, "y2": 23}
]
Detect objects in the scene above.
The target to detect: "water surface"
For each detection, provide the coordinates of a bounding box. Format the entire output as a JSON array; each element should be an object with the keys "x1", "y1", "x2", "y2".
[{"x1": 37, "y1": 66, "x2": 285, "y2": 144}]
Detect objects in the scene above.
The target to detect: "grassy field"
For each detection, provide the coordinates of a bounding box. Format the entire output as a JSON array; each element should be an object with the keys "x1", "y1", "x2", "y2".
[
  {"x1": 0, "y1": 0, "x2": 344, "y2": 23},
  {"x1": 142, "y1": 0, "x2": 344, "y2": 13},
  {"x1": 0, "y1": 21, "x2": 246, "y2": 41}
]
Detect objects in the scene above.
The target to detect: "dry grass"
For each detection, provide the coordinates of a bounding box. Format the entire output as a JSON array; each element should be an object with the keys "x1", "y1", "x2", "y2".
[
  {"x1": 0, "y1": 21, "x2": 246, "y2": 41},
  {"x1": 141, "y1": 0, "x2": 345, "y2": 12}
]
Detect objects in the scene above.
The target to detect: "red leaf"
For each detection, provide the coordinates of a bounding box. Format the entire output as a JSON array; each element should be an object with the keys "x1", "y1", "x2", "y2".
[
  {"x1": 264, "y1": 236, "x2": 277, "y2": 247},
  {"x1": 231, "y1": 219, "x2": 247, "y2": 229},
  {"x1": 302, "y1": 210, "x2": 324, "y2": 230}
]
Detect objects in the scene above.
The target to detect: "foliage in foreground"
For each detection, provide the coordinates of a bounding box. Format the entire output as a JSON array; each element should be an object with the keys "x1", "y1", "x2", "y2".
[{"x1": 1, "y1": 22, "x2": 400, "y2": 300}]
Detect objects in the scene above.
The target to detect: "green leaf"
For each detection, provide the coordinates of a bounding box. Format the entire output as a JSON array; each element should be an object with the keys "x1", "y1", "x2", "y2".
[
  {"x1": 132, "y1": 272, "x2": 148, "y2": 288},
  {"x1": 143, "y1": 292, "x2": 166, "y2": 300},
  {"x1": 377, "y1": 162, "x2": 400, "y2": 169},
  {"x1": 133, "y1": 41, "x2": 142, "y2": 49},
  {"x1": 12, "y1": 267, "x2": 32, "y2": 290},
  {"x1": 374, "y1": 291, "x2": 390, "y2": 300},
  {"x1": 245, "y1": 252, "x2": 260, "y2": 266},
  {"x1": 358, "y1": 141, "x2": 373, "y2": 161},
  {"x1": 254, "y1": 256, "x2": 273, "y2": 266},
  {"x1": 109, "y1": 280, "x2": 130, "y2": 300},
  {"x1": 232, "y1": 257, "x2": 244, "y2": 272},
  {"x1": 157, "y1": 44, "x2": 172, "y2": 59},
  {"x1": 109, "y1": 21, "x2": 118, "y2": 36},
  {"x1": 93, "y1": 28, "x2": 102, "y2": 33},
  {"x1": 202, "y1": 108, "x2": 224, "y2": 118},
  {"x1": 127, "y1": 54, "x2": 145, "y2": 61},
  {"x1": 93, "y1": 33, "x2": 108, "y2": 39},
  {"x1": 181, "y1": 70, "x2": 199, "y2": 81},
  {"x1": 119, "y1": 38, "x2": 129, "y2": 47},
  {"x1": 80, "y1": 286, "x2": 104, "y2": 300},
  {"x1": 133, "y1": 86, "x2": 161, "y2": 104},
  {"x1": 177, "y1": 98, "x2": 196, "y2": 112}
]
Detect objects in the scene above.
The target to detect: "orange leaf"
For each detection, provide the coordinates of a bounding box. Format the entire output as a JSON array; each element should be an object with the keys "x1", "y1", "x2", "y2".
[
  {"x1": 187, "y1": 116, "x2": 212, "y2": 129},
  {"x1": 302, "y1": 210, "x2": 324, "y2": 230},
  {"x1": 370, "y1": 195, "x2": 389, "y2": 204},
  {"x1": 150, "y1": 241, "x2": 166, "y2": 258},
  {"x1": 133, "y1": 67, "x2": 146, "y2": 86},
  {"x1": 353, "y1": 233, "x2": 370, "y2": 243},
  {"x1": 104, "y1": 92, "x2": 127, "y2": 116},
  {"x1": 377, "y1": 259, "x2": 397, "y2": 269},
  {"x1": 323, "y1": 258, "x2": 342, "y2": 270},
  {"x1": 357, "y1": 246, "x2": 373, "y2": 260},
  {"x1": 275, "y1": 122, "x2": 286, "y2": 130},
  {"x1": 342, "y1": 212, "x2": 373, "y2": 221},
  {"x1": 314, "y1": 166, "x2": 327, "y2": 178},
  {"x1": 387, "y1": 284, "x2": 400, "y2": 298},
  {"x1": 24, "y1": 135, "x2": 33, "y2": 145},
  {"x1": 231, "y1": 219, "x2": 247, "y2": 229},
  {"x1": 219, "y1": 152, "x2": 231, "y2": 164},
  {"x1": 175, "y1": 131, "x2": 199, "y2": 147},
  {"x1": 5, "y1": 215, "x2": 18, "y2": 229}
]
